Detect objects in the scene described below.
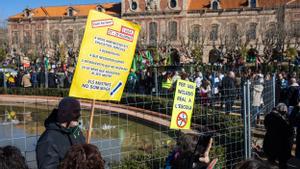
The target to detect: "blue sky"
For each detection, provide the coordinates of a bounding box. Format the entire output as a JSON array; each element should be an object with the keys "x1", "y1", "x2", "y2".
[{"x1": 0, "y1": 0, "x2": 120, "y2": 21}]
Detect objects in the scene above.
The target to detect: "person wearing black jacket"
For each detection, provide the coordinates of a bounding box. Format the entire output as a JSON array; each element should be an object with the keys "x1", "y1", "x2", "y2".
[
  {"x1": 36, "y1": 97, "x2": 85, "y2": 169},
  {"x1": 290, "y1": 104, "x2": 300, "y2": 160},
  {"x1": 263, "y1": 103, "x2": 294, "y2": 169},
  {"x1": 287, "y1": 78, "x2": 299, "y2": 109},
  {"x1": 220, "y1": 71, "x2": 236, "y2": 114}
]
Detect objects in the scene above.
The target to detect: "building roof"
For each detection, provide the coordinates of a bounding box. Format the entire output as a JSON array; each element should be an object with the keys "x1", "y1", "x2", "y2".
[
  {"x1": 9, "y1": 3, "x2": 121, "y2": 20},
  {"x1": 187, "y1": 0, "x2": 300, "y2": 11}
]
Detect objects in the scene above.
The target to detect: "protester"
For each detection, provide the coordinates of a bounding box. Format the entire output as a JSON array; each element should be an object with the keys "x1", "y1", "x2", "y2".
[
  {"x1": 162, "y1": 72, "x2": 172, "y2": 94},
  {"x1": 200, "y1": 80, "x2": 211, "y2": 106},
  {"x1": 194, "y1": 71, "x2": 204, "y2": 93},
  {"x1": 16, "y1": 70, "x2": 24, "y2": 87},
  {"x1": 165, "y1": 128, "x2": 214, "y2": 169},
  {"x1": 220, "y1": 71, "x2": 236, "y2": 114},
  {"x1": 276, "y1": 73, "x2": 288, "y2": 105},
  {"x1": 7, "y1": 74, "x2": 16, "y2": 87},
  {"x1": 287, "y1": 78, "x2": 299, "y2": 113},
  {"x1": 38, "y1": 69, "x2": 46, "y2": 88},
  {"x1": 263, "y1": 103, "x2": 294, "y2": 169},
  {"x1": 21, "y1": 71, "x2": 31, "y2": 88},
  {"x1": 59, "y1": 144, "x2": 104, "y2": 169},
  {"x1": 127, "y1": 68, "x2": 137, "y2": 93},
  {"x1": 31, "y1": 69, "x2": 38, "y2": 88},
  {"x1": 0, "y1": 146, "x2": 29, "y2": 169},
  {"x1": 48, "y1": 69, "x2": 58, "y2": 88},
  {"x1": 252, "y1": 74, "x2": 264, "y2": 127},
  {"x1": 289, "y1": 104, "x2": 300, "y2": 160},
  {"x1": 36, "y1": 97, "x2": 86, "y2": 169}
]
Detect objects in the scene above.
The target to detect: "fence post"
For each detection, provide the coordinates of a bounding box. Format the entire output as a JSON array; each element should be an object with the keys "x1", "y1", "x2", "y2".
[
  {"x1": 45, "y1": 70, "x2": 48, "y2": 89},
  {"x1": 246, "y1": 80, "x2": 252, "y2": 158},
  {"x1": 3, "y1": 68, "x2": 7, "y2": 88},
  {"x1": 272, "y1": 75, "x2": 276, "y2": 108},
  {"x1": 154, "y1": 66, "x2": 158, "y2": 97},
  {"x1": 243, "y1": 83, "x2": 248, "y2": 159}
]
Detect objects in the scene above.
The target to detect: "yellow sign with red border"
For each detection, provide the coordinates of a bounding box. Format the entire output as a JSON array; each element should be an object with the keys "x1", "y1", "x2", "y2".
[{"x1": 69, "y1": 10, "x2": 141, "y2": 101}]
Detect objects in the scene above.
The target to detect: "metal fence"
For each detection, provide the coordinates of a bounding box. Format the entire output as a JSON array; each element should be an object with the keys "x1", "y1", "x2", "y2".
[{"x1": 0, "y1": 76, "x2": 276, "y2": 169}]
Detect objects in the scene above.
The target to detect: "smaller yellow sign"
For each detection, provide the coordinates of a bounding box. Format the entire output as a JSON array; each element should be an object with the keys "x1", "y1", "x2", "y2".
[{"x1": 170, "y1": 80, "x2": 196, "y2": 130}]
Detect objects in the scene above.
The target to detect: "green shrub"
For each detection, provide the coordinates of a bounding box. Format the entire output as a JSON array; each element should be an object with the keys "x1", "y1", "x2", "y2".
[{"x1": 111, "y1": 149, "x2": 168, "y2": 169}]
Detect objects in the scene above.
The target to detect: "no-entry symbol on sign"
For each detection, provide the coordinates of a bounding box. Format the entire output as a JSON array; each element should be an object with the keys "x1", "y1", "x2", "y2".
[{"x1": 176, "y1": 111, "x2": 188, "y2": 128}]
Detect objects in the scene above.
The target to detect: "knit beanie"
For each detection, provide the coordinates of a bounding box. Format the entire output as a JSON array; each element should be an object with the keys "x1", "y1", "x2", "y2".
[{"x1": 56, "y1": 97, "x2": 81, "y2": 123}]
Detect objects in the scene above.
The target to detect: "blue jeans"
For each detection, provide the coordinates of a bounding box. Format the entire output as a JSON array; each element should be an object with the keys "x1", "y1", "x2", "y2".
[{"x1": 252, "y1": 106, "x2": 260, "y2": 127}]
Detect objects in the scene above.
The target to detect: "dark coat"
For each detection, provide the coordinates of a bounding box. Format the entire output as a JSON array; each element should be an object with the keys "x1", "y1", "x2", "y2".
[
  {"x1": 287, "y1": 84, "x2": 299, "y2": 107},
  {"x1": 36, "y1": 110, "x2": 85, "y2": 169},
  {"x1": 48, "y1": 73, "x2": 57, "y2": 88},
  {"x1": 290, "y1": 106, "x2": 300, "y2": 158},
  {"x1": 220, "y1": 76, "x2": 236, "y2": 98},
  {"x1": 38, "y1": 72, "x2": 45, "y2": 85},
  {"x1": 263, "y1": 110, "x2": 294, "y2": 161}
]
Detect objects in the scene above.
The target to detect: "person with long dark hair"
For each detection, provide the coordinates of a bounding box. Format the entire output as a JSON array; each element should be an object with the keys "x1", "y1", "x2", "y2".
[
  {"x1": 0, "y1": 146, "x2": 29, "y2": 169},
  {"x1": 59, "y1": 144, "x2": 104, "y2": 169}
]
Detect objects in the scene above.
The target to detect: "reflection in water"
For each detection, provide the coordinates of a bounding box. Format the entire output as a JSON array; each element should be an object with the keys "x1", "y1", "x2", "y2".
[{"x1": 0, "y1": 104, "x2": 174, "y2": 168}]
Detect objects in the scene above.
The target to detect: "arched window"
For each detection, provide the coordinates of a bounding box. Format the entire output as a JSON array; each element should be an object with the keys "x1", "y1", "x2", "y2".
[
  {"x1": 23, "y1": 31, "x2": 32, "y2": 51},
  {"x1": 190, "y1": 25, "x2": 201, "y2": 42},
  {"x1": 169, "y1": 21, "x2": 177, "y2": 41},
  {"x1": 250, "y1": 0, "x2": 256, "y2": 8},
  {"x1": 12, "y1": 31, "x2": 19, "y2": 45},
  {"x1": 210, "y1": 24, "x2": 219, "y2": 41},
  {"x1": 51, "y1": 30, "x2": 60, "y2": 45},
  {"x1": 212, "y1": 1, "x2": 219, "y2": 10},
  {"x1": 96, "y1": 5, "x2": 105, "y2": 12},
  {"x1": 24, "y1": 8, "x2": 31, "y2": 17},
  {"x1": 78, "y1": 28, "x2": 85, "y2": 44},
  {"x1": 35, "y1": 31, "x2": 43, "y2": 44},
  {"x1": 24, "y1": 31, "x2": 32, "y2": 44},
  {"x1": 149, "y1": 22, "x2": 158, "y2": 46},
  {"x1": 67, "y1": 8, "x2": 73, "y2": 17},
  {"x1": 170, "y1": 0, "x2": 177, "y2": 8},
  {"x1": 66, "y1": 29, "x2": 74, "y2": 44},
  {"x1": 229, "y1": 23, "x2": 238, "y2": 39},
  {"x1": 247, "y1": 23, "x2": 257, "y2": 40},
  {"x1": 131, "y1": 1, "x2": 138, "y2": 11},
  {"x1": 292, "y1": 22, "x2": 300, "y2": 37},
  {"x1": 266, "y1": 22, "x2": 276, "y2": 39}
]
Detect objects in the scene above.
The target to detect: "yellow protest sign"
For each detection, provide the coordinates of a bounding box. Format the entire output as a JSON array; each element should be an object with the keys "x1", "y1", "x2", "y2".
[
  {"x1": 69, "y1": 10, "x2": 141, "y2": 101},
  {"x1": 170, "y1": 80, "x2": 196, "y2": 130}
]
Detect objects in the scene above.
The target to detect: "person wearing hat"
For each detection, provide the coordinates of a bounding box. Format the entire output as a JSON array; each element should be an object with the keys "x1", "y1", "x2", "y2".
[
  {"x1": 36, "y1": 97, "x2": 85, "y2": 169},
  {"x1": 263, "y1": 103, "x2": 294, "y2": 169}
]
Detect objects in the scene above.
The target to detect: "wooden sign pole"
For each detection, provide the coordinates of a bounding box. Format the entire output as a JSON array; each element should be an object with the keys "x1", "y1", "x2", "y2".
[{"x1": 86, "y1": 99, "x2": 96, "y2": 143}]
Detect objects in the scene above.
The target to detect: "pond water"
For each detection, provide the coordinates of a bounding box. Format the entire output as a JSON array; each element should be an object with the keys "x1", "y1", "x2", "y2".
[{"x1": 0, "y1": 102, "x2": 174, "y2": 168}]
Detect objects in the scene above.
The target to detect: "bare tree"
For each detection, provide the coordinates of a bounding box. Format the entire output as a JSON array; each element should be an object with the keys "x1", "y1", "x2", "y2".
[{"x1": 0, "y1": 21, "x2": 8, "y2": 63}]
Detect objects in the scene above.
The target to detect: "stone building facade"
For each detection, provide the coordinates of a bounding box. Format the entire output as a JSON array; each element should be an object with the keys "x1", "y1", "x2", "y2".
[
  {"x1": 7, "y1": 3, "x2": 120, "y2": 57},
  {"x1": 122, "y1": 0, "x2": 300, "y2": 62},
  {"x1": 7, "y1": 0, "x2": 300, "y2": 63}
]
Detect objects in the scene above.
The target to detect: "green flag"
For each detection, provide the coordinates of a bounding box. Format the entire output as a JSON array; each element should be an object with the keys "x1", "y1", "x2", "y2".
[
  {"x1": 131, "y1": 54, "x2": 138, "y2": 71},
  {"x1": 146, "y1": 51, "x2": 153, "y2": 65}
]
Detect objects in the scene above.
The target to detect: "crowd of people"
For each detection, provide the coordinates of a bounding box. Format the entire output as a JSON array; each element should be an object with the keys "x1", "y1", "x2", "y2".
[
  {"x1": 1, "y1": 48, "x2": 300, "y2": 169},
  {"x1": 0, "y1": 68, "x2": 73, "y2": 89}
]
